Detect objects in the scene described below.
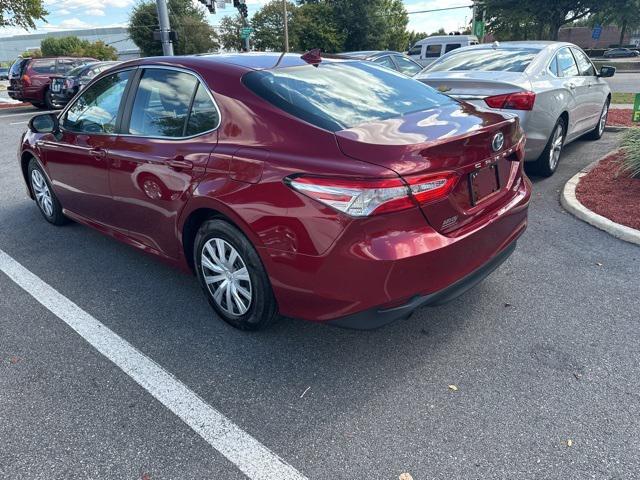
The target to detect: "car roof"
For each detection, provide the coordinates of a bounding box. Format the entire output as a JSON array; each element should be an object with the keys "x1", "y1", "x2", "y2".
[
  {"x1": 414, "y1": 35, "x2": 477, "y2": 44},
  {"x1": 342, "y1": 50, "x2": 399, "y2": 59}
]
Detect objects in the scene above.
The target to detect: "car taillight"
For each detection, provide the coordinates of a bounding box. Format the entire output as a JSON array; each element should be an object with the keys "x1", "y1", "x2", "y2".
[
  {"x1": 484, "y1": 91, "x2": 536, "y2": 110},
  {"x1": 21, "y1": 74, "x2": 31, "y2": 86},
  {"x1": 286, "y1": 172, "x2": 458, "y2": 217}
]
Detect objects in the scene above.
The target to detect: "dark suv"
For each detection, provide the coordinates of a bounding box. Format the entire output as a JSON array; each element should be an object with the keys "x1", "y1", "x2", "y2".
[{"x1": 8, "y1": 56, "x2": 96, "y2": 109}]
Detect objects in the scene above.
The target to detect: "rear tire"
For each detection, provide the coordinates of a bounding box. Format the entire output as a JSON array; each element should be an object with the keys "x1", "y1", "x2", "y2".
[
  {"x1": 194, "y1": 219, "x2": 278, "y2": 331},
  {"x1": 585, "y1": 100, "x2": 609, "y2": 140},
  {"x1": 532, "y1": 117, "x2": 566, "y2": 177},
  {"x1": 28, "y1": 159, "x2": 68, "y2": 226}
]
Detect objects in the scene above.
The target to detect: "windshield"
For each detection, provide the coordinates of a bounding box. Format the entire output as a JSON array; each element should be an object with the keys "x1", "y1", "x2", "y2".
[
  {"x1": 429, "y1": 48, "x2": 539, "y2": 73},
  {"x1": 243, "y1": 61, "x2": 455, "y2": 132}
]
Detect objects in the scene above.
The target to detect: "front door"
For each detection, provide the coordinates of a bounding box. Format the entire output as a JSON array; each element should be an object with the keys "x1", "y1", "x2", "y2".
[
  {"x1": 43, "y1": 69, "x2": 133, "y2": 225},
  {"x1": 108, "y1": 67, "x2": 221, "y2": 259}
]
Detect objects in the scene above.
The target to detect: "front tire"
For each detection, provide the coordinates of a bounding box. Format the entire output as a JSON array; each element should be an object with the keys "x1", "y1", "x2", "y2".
[
  {"x1": 586, "y1": 100, "x2": 609, "y2": 140},
  {"x1": 533, "y1": 117, "x2": 566, "y2": 177},
  {"x1": 43, "y1": 89, "x2": 57, "y2": 110},
  {"x1": 194, "y1": 219, "x2": 278, "y2": 331},
  {"x1": 28, "y1": 159, "x2": 68, "y2": 225}
]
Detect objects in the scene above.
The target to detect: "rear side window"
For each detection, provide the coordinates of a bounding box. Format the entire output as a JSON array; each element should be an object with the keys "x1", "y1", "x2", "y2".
[
  {"x1": 556, "y1": 48, "x2": 578, "y2": 77},
  {"x1": 372, "y1": 56, "x2": 396, "y2": 70},
  {"x1": 445, "y1": 43, "x2": 462, "y2": 53},
  {"x1": 184, "y1": 83, "x2": 219, "y2": 136},
  {"x1": 424, "y1": 44, "x2": 442, "y2": 58},
  {"x1": 429, "y1": 48, "x2": 538, "y2": 73},
  {"x1": 30, "y1": 59, "x2": 56, "y2": 74},
  {"x1": 393, "y1": 55, "x2": 422, "y2": 76},
  {"x1": 128, "y1": 69, "x2": 198, "y2": 138},
  {"x1": 408, "y1": 45, "x2": 422, "y2": 56},
  {"x1": 243, "y1": 61, "x2": 455, "y2": 132},
  {"x1": 63, "y1": 70, "x2": 131, "y2": 134}
]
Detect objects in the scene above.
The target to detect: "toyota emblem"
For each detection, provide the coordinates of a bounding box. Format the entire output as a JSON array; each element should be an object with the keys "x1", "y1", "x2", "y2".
[{"x1": 491, "y1": 132, "x2": 505, "y2": 152}]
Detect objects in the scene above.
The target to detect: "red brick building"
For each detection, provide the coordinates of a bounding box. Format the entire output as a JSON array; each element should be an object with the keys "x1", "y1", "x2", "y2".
[{"x1": 558, "y1": 26, "x2": 630, "y2": 48}]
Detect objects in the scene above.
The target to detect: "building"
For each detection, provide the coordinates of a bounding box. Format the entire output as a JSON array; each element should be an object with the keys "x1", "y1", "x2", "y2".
[
  {"x1": 558, "y1": 26, "x2": 630, "y2": 49},
  {"x1": 0, "y1": 27, "x2": 140, "y2": 62}
]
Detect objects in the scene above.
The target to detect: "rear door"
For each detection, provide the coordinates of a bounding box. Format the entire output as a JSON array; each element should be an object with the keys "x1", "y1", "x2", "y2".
[
  {"x1": 43, "y1": 69, "x2": 133, "y2": 225},
  {"x1": 24, "y1": 58, "x2": 56, "y2": 102},
  {"x1": 107, "y1": 67, "x2": 220, "y2": 258}
]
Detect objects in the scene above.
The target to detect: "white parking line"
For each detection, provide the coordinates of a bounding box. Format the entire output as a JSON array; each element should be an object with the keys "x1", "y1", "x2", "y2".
[
  {"x1": 0, "y1": 249, "x2": 308, "y2": 480},
  {"x1": 10, "y1": 120, "x2": 29, "y2": 125}
]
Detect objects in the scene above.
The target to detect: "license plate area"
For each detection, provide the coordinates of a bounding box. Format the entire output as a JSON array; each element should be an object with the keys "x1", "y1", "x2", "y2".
[
  {"x1": 51, "y1": 81, "x2": 61, "y2": 92},
  {"x1": 469, "y1": 163, "x2": 500, "y2": 206}
]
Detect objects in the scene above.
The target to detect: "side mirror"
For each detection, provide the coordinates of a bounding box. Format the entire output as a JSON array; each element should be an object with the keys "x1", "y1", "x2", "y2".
[
  {"x1": 28, "y1": 113, "x2": 59, "y2": 134},
  {"x1": 599, "y1": 66, "x2": 616, "y2": 78}
]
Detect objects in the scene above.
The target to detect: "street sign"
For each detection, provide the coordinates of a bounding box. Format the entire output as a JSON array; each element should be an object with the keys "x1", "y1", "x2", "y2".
[
  {"x1": 592, "y1": 24, "x2": 602, "y2": 40},
  {"x1": 240, "y1": 27, "x2": 253, "y2": 39},
  {"x1": 633, "y1": 93, "x2": 640, "y2": 122},
  {"x1": 472, "y1": 20, "x2": 485, "y2": 38}
]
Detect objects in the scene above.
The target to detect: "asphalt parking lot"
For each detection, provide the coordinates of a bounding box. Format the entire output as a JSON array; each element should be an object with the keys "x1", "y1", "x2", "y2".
[{"x1": 1, "y1": 106, "x2": 639, "y2": 479}]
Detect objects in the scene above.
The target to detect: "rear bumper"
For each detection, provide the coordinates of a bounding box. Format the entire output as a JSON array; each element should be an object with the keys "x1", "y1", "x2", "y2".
[
  {"x1": 263, "y1": 174, "x2": 531, "y2": 325},
  {"x1": 330, "y1": 238, "x2": 517, "y2": 329}
]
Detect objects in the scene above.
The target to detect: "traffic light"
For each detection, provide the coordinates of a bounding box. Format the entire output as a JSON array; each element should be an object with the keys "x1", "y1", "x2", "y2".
[
  {"x1": 234, "y1": 0, "x2": 248, "y2": 18},
  {"x1": 198, "y1": 0, "x2": 215, "y2": 14}
]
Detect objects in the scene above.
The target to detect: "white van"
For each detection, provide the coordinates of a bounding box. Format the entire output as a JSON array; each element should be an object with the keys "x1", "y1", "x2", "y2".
[{"x1": 408, "y1": 35, "x2": 479, "y2": 67}]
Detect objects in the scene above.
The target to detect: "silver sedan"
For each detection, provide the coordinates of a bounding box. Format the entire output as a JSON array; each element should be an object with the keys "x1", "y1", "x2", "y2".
[{"x1": 416, "y1": 41, "x2": 614, "y2": 176}]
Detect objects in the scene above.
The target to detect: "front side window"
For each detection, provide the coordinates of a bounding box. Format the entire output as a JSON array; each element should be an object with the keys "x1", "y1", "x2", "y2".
[
  {"x1": 243, "y1": 61, "x2": 456, "y2": 132},
  {"x1": 556, "y1": 48, "x2": 578, "y2": 77},
  {"x1": 128, "y1": 69, "x2": 198, "y2": 138},
  {"x1": 424, "y1": 44, "x2": 442, "y2": 58},
  {"x1": 393, "y1": 55, "x2": 422, "y2": 76},
  {"x1": 571, "y1": 48, "x2": 596, "y2": 76},
  {"x1": 63, "y1": 70, "x2": 131, "y2": 134},
  {"x1": 408, "y1": 45, "x2": 422, "y2": 56}
]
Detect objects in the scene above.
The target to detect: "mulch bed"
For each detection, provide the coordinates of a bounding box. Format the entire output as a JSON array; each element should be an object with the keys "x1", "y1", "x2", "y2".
[
  {"x1": 607, "y1": 109, "x2": 635, "y2": 127},
  {"x1": 576, "y1": 151, "x2": 640, "y2": 230}
]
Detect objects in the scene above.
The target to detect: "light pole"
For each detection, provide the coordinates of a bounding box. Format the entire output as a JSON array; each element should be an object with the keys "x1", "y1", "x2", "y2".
[
  {"x1": 155, "y1": 0, "x2": 174, "y2": 56},
  {"x1": 283, "y1": 0, "x2": 289, "y2": 52}
]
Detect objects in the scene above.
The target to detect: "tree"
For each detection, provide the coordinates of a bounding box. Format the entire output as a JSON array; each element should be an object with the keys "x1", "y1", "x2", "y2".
[
  {"x1": 251, "y1": 0, "x2": 297, "y2": 51},
  {"x1": 218, "y1": 14, "x2": 245, "y2": 51},
  {"x1": 1, "y1": 0, "x2": 46, "y2": 29},
  {"x1": 40, "y1": 36, "x2": 118, "y2": 60},
  {"x1": 291, "y1": 2, "x2": 344, "y2": 52},
  {"x1": 129, "y1": 0, "x2": 218, "y2": 56},
  {"x1": 600, "y1": 0, "x2": 640, "y2": 46}
]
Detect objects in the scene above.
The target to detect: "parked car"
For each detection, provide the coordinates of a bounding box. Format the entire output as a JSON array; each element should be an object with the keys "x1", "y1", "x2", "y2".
[
  {"x1": 408, "y1": 35, "x2": 479, "y2": 67},
  {"x1": 50, "y1": 61, "x2": 120, "y2": 107},
  {"x1": 417, "y1": 41, "x2": 614, "y2": 176},
  {"x1": 340, "y1": 51, "x2": 423, "y2": 76},
  {"x1": 603, "y1": 47, "x2": 640, "y2": 58},
  {"x1": 7, "y1": 56, "x2": 96, "y2": 109},
  {"x1": 0, "y1": 67, "x2": 9, "y2": 80},
  {"x1": 20, "y1": 53, "x2": 531, "y2": 330}
]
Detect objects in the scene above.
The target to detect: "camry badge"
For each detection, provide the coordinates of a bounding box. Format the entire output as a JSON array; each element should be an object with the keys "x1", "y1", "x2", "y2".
[{"x1": 492, "y1": 132, "x2": 505, "y2": 152}]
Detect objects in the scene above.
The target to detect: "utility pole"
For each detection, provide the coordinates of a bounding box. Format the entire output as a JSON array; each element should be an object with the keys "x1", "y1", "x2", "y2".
[
  {"x1": 283, "y1": 0, "x2": 289, "y2": 52},
  {"x1": 156, "y1": 0, "x2": 174, "y2": 56}
]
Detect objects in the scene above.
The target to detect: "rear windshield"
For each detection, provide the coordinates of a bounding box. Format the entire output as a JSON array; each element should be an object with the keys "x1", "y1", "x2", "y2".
[
  {"x1": 429, "y1": 48, "x2": 539, "y2": 73},
  {"x1": 9, "y1": 58, "x2": 28, "y2": 77},
  {"x1": 243, "y1": 61, "x2": 455, "y2": 132}
]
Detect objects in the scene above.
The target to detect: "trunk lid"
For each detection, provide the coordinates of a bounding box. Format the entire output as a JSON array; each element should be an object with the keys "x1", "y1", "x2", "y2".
[
  {"x1": 417, "y1": 71, "x2": 531, "y2": 101},
  {"x1": 335, "y1": 102, "x2": 524, "y2": 233}
]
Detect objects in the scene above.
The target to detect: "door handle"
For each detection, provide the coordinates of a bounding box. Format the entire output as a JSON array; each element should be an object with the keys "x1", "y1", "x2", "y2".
[
  {"x1": 567, "y1": 82, "x2": 576, "y2": 90},
  {"x1": 167, "y1": 158, "x2": 194, "y2": 171},
  {"x1": 89, "y1": 148, "x2": 106, "y2": 159}
]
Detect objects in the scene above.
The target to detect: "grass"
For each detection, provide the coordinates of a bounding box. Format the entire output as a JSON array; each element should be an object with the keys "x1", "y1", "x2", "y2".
[
  {"x1": 619, "y1": 128, "x2": 640, "y2": 178},
  {"x1": 612, "y1": 92, "x2": 637, "y2": 105}
]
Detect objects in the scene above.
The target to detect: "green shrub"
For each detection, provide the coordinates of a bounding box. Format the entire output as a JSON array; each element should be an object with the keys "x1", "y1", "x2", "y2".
[{"x1": 619, "y1": 128, "x2": 640, "y2": 178}]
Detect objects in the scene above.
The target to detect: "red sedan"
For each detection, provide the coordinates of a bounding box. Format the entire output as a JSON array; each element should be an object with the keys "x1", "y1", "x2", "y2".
[{"x1": 19, "y1": 53, "x2": 531, "y2": 330}]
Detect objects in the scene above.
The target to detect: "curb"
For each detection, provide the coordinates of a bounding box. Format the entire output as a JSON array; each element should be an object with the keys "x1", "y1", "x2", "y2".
[
  {"x1": 561, "y1": 151, "x2": 640, "y2": 246},
  {"x1": 605, "y1": 125, "x2": 633, "y2": 132}
]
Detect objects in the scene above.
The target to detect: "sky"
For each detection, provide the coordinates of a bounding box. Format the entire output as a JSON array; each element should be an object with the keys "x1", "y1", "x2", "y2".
[{"x1": 0, "y1": 0, "x2": 473, "y2": 38}]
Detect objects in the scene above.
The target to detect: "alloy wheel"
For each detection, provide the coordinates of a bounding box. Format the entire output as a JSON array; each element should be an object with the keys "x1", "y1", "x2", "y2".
[
  {"x1": 598, "y1": 103, "x2": 608, "y2": 136},
  {"x1": 31, "y1": 169, "x2": 54, "y2": 217},
  {"x1": 201, "y1": 238, "x2": 252, "y2": 316},
  {"x1": 549, "y1": 124, "x2": 564, "y2": 171}
]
